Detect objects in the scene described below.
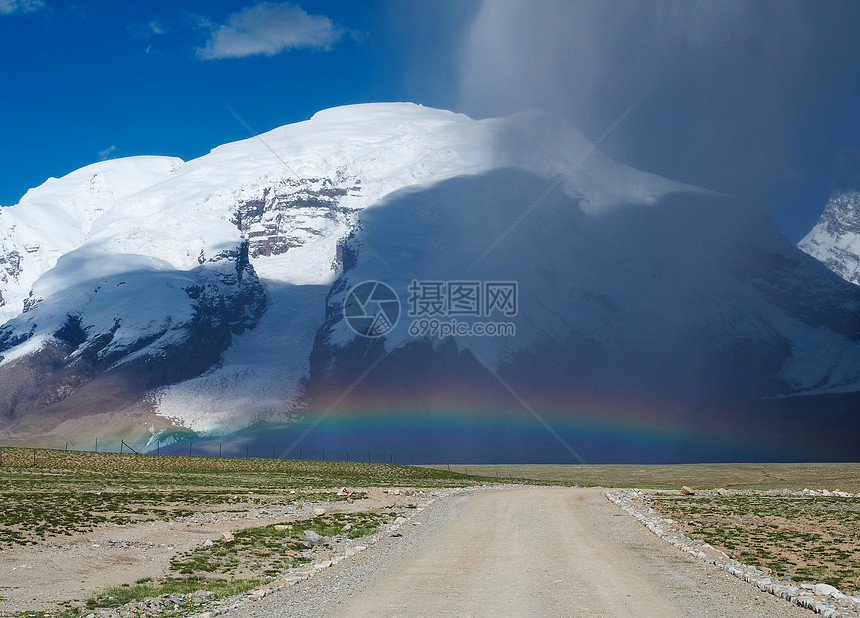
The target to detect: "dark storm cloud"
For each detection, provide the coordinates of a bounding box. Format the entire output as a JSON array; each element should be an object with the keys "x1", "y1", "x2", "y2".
[
  {"x1": 458, "y1": 0, "x2": 860, "y2": 221},
  {"x1": 835, "y1": 147, "x2": 860, "y2": 193}
]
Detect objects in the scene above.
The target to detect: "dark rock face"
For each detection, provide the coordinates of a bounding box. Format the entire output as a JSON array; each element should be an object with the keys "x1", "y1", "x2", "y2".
[
  {"x1": 0, "y1": 250, "x2": 22, "y2": 309},
  {"x1": 818, "y1": 192, "x2": 860, "y2": 237},
  {"x1": 0, "y1": 249, "x2": 22, "y2": 281},
  {"x1": 232, "y1": 176, "x2": 361, "y2": 259}
]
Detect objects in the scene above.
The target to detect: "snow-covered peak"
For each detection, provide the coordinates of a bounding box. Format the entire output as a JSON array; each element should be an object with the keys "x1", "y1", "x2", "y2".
[
  {"x1": 73, "y1": 103, "x2": 695, "y2": 275},
  {"x1": 799, "y1": 190, "x2": 860, "y2": 285},
  {"x1": 0, "y1": 156, "x2": 182, "y2": 323}
]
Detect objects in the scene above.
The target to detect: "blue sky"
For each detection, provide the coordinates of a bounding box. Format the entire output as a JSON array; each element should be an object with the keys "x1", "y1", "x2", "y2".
[
  {"x1": 2, "y1": 1, "x2": 859, "y2": 243},
  {"x1": 0, "y1": 1, "x2": 473, "y2": 205}
]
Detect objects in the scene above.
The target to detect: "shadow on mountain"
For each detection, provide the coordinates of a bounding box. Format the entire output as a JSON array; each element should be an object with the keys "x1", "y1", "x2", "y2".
[{"x1": 295, "y1": 169, "x2": 860, "y2": 462}]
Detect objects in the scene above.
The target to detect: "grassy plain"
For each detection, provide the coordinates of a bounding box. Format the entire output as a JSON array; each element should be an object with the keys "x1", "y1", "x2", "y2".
[
  {"x1": 0, "y1": 447, "x2": 473, "y2": 548},
  {"x1": 438, "y1": 462, "x2": 860, "y2": 492}
]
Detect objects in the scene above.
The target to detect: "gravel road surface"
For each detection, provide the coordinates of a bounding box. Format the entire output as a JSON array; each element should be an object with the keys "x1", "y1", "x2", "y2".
[{"x1": 235, "y1": 486, "x2": 812, "y2": 617}]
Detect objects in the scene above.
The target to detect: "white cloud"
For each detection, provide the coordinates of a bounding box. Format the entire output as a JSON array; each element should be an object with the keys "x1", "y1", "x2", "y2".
[
  {"x1": 0, "y1": 0, "x2": 46, "y2": 15},
  {"x1": 129, "y1": 18, "x2": 167, "y2": 55},
  {"x1": 99, "y1": 145, "x2": 118, "y2": 160},
  {"x1": 196, "y1": 2, "x2": 343, "y2": 60},
  {"x1": 147, "y1": 19, "x2": 165, "y2": 35},
  {"x1": 130, "y1": 19, "x2": 166, "y2": 38}
]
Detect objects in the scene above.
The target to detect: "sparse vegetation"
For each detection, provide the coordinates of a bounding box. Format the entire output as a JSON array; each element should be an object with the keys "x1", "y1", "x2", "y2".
[
  {"x1": 0, "y1": 447, "x2": 474, "y2": 546},
  {"x1": 652, "y1": 494, "x2": 860, "y2": 594},
  {"x1": 440, "y1": 462, "x2": 860, "y2": 492},
  {"x1": 84, "y1": 576, "x2": 266, "y2": 612},
  {"x1": 170, "y1": 512, "x2": 390, "y2": 579}
]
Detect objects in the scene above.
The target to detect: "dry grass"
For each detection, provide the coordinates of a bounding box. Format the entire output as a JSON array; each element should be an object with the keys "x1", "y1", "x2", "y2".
[
  {"x1": 439, "y1": 463, "x2": 860, "y2": 492},
  {"x1": 0, "y1": 446, "x2": 471, "y2": 485}
]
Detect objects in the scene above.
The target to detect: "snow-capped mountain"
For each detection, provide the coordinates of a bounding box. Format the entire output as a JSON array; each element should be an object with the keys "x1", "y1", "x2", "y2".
[
  {"x1": 1, "y1": 103, "x2": 859, "y2": 454},
  {"x1": 799, "y1": 191, "x2": 860, "y2": 286}
]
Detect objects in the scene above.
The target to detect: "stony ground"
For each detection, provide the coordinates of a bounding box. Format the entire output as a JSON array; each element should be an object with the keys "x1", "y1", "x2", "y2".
[{"x1": 0, "y1": 487, "x2": 435, "y2": 616}]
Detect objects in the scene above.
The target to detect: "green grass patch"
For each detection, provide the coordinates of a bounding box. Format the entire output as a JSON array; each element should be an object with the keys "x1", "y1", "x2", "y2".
[
  {"x1": 170, "y1": 511, "x2": 390, "y2": 579},
  {"x1": 83, "y1": 576, "x2": 265, "y2": 611}
]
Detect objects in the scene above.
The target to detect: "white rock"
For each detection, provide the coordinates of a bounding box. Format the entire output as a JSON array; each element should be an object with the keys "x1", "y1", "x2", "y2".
[
  {"x1": 221, "y1": 531, "x2": 234, "y2": 542},
  {"x1": 813, "y1": 583, "x2": 840, "y2": 596},
  {"x1": 313, "y1": 507, "x2": 325, "y2": 516},
  {"x1": 681, "y1": 486, "x2": 695, "y2": 495},
  {"x1": 289, "y1": 489, "x2": 296, "y2": 494},
  {"x1": 394, "y1": 517, "x2": 407, "y2": 525},
  {"x1": 342, "y1": 523, "x2": 354, "y2": 532},
  {"x1": 302, "y1": 530, "x2": 326, "y2": 546},
  {"x1": 715, "y1": 488, "x2": 728, "y2": 495},
  {"x1": 203, "y1": 539, "x2": 214, "y2": 547}
]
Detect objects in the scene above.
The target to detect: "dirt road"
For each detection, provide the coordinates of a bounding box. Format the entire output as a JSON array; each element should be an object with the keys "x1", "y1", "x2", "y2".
[{"x1": 247, "y1": 487, "x2": 811, "y2": 617}]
